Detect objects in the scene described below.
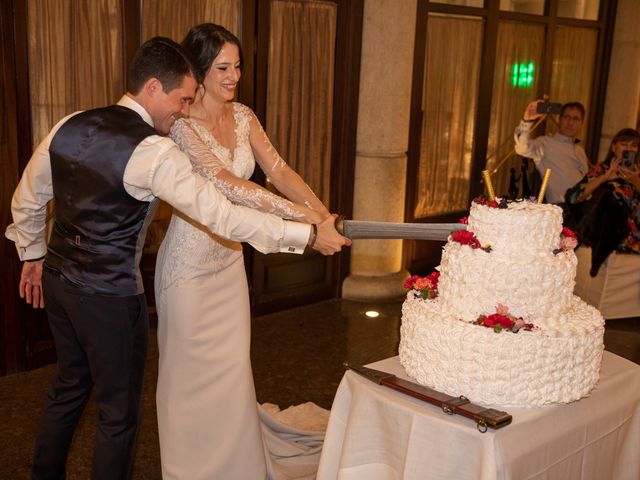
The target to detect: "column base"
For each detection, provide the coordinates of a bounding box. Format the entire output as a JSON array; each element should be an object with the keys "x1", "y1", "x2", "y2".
[{"x1": 341, "y1": 270, "x2": 410, "y2": 301}]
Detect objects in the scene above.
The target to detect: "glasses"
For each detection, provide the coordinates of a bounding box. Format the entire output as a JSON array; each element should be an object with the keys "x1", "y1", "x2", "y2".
[{"x1": 560, "y1": 115, "x2": 582, "y2": 122}]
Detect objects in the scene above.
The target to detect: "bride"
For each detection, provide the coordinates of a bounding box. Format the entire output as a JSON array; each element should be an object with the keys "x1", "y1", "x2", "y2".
[{"x1": 154, "y1": 23, "x2": 343, "y2": 479}]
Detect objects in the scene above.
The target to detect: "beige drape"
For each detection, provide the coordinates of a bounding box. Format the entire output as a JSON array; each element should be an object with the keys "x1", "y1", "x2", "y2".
[
  {"x1": 486, "y1": 21, "x2": 545, "y2": 198},
  {"x1": 140, "y1": 0, "x2": 242, "y2": 41},
  {"x1": 27, "y1": 0, "x2": 124, "y2": 146},
  {"x1": 414, "y1": 14, "x2": 483, "y2": 218},
  {"x1": 547, "y1": 26, "x2": 598, "y2": 146},
  {"x1": 266, "y1": 0, "x2": 337, "y2": 205}
]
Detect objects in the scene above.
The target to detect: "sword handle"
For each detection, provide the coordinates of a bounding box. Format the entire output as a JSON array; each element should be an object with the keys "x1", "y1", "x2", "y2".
[{"x1": 335, "y1": 215, "x2": 345, "y2": 235}]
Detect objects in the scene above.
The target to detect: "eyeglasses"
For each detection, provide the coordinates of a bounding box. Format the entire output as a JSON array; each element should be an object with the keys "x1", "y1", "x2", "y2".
[{"x1": 560, "y1": 115, "x2": 582, "y2": 122}]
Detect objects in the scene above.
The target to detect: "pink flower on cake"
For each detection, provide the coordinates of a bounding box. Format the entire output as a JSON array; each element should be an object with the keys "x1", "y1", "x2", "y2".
[
  {"x1": 404, "y1": 271, "x2": 440, "y2": 300},
  {"x1": 554, "y1": 226, "x2": 579, "y2": 254},
  {"x1": 413, "y1": 277, "x2": 431, "y2": 290},
  {"x1": 559, "y1": 236, "x2": 578, "y2": 251}
]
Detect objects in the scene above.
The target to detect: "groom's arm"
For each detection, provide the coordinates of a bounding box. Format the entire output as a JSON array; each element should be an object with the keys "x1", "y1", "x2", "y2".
[{"x1": 124, "y1": 136, "x2": 348, "y2": 255}]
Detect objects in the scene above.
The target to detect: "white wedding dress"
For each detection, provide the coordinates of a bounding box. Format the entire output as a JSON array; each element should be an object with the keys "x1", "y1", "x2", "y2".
[{"x1": 155, "y1": 103, "x2": 324, "y2": 480}]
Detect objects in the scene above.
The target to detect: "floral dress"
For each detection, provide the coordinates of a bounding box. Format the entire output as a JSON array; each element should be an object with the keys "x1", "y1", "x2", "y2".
[{"x1": 566, "y1": 158, "x2": 640, "y2": 254}]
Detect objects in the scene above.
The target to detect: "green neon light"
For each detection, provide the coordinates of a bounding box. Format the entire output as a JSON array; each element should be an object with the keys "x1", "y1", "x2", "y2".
[{"x1": 511, "y1": 61, "x2": 535, "y2": 88}]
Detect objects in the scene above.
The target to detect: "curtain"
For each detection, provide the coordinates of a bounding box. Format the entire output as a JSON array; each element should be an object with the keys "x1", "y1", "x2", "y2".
[
  {"x1": 485, "y1": 21, "x2": 544, "y2": 198},
  {"x1": 414, "y1": 14, "x2": 483, "y2": 218},
  {"x1": 547, "y1": 26, "x2": 598, "y2": 147},
  {"x1": 27, "y1": 0, "x2": 124, "y2": 146},
  {"x1": 266, "y1": 0, "x2": 337, "y2": 205},
  {"x1": 141, "y1": 0, "x2": 241, "y2": 41}
]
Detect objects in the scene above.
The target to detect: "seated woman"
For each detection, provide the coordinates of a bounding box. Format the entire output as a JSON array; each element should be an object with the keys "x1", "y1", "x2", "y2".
[{"x1": 565, "y1": 128, "x2": 640, "y2": 276}]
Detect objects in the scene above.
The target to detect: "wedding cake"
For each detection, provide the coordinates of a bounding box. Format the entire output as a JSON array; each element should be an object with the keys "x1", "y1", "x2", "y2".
[{"x1": 399, "y1": 198, "x2": 604, "y2": 407}]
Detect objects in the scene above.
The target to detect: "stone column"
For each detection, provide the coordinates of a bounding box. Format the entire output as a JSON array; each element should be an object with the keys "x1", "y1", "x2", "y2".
[
  {"x1": 342, "y1": 0, "x2": 417, "y2": 301},
  {"x1": 598, "y1": 0, "x2": 640, "y2": 161}
]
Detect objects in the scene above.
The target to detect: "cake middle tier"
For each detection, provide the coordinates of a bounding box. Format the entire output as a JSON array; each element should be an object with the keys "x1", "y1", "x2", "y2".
[{"x1": 437, "y1": 241, "x2": 577, "y2": 327}]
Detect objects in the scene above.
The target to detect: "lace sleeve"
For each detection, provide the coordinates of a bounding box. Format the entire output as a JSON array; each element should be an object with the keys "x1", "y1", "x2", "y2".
[
  {"x1": 245, "y1": 107, "x2": 329, "y2": 216},
  {"x1": 170, "y1": 119, "x2": 308, "y2": 220}
]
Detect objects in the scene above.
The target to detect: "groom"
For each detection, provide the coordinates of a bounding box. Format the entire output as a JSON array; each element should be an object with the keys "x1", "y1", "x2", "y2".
[{"x1": 6, "y1": 37, "x2": 349, "y2": 480}]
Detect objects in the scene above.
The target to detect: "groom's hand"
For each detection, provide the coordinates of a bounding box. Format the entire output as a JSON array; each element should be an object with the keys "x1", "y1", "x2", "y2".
[
  {"x1": 311, "y1": 214, "x2": 351, "y2": 255},
  {"x1": 20, "y1": 259, "x2": 45, "y2": 308}
]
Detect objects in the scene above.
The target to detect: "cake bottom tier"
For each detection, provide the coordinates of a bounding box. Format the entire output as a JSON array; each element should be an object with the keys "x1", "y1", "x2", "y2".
[{"x1": 399, "y1": 294, "x2": 605, "y2": 407}]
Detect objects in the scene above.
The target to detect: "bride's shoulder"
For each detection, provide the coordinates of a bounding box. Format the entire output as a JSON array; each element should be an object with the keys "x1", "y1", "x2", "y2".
[{"x1": 232, "y1": 102, "x2": 257, "y2": 119}]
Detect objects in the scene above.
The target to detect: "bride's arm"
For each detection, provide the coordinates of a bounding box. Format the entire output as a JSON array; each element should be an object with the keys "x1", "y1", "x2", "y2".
[
  {"x1": 246, "y1": 109, "x2": 331, "y2": 220},
  {"x1": 170, "y1": 119, "x2": 322, "y2": 223}
]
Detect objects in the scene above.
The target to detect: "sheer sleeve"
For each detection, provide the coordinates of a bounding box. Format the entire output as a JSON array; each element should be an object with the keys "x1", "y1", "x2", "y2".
[
  {"x1": 245, "y1": 107, "x2": 330, "y2": 218},
  {"x1": 170, "y1": 118, "x2": 316, "y2": 222}
]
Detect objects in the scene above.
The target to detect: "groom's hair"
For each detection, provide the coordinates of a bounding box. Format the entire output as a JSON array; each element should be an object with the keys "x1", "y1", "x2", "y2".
[{"x1": 127, "y1": 37, "x2": 197, "y2": 94}]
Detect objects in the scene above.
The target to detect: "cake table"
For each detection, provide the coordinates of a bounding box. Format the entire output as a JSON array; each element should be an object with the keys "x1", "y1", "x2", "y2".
[{"x1": 317, "y1": 351, "x2": 640, "y2": 480}]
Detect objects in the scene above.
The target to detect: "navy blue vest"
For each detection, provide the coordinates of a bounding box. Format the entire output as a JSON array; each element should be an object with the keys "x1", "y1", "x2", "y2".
[{"x1": 46, "y1": 105, "x2": 157, "y2": 295}]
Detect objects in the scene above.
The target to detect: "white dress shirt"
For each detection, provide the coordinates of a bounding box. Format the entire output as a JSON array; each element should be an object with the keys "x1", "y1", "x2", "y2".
[
  {"x1": 6, "y1": 95, "x2": 310, "y2": 261},
  {"x1": 514, "y1": 120, "x2": 589, "y2": 204}
]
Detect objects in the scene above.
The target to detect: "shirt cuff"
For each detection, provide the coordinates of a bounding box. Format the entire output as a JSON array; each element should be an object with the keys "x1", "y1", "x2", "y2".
[
  {"x1": 517, "y1": 120, "x2": 533, "y2": 131},
  {"x1": 5, "y1": 225, "x2": 48, "y2": 261},
  {"x1": 280, "y1": 221, "x2": 311, "y2": 254}
]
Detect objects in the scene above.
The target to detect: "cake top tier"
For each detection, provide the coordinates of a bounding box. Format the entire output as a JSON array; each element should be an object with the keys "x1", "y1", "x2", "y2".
[{"x1": 467, "y1": 198, "x2": 563, "y2": 254}]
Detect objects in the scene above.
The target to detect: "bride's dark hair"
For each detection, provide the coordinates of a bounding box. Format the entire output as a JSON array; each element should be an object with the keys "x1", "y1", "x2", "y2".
[{"x1": 181, "y1": 23, "x2": 244, "y2": 84}]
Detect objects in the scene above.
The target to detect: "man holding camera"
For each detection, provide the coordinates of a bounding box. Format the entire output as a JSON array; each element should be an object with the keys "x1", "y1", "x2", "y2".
[{"x1": 514, "y1": 99, "x2": 589, "y2": 207}]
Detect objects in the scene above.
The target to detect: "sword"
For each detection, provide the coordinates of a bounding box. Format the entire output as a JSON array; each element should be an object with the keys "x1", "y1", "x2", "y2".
[
  {"x1": 335, "y1": 217, "x2": 466, "y2": 241},
  {"x1": 344, "y1": 363, "x2": 512, "y2": 432}
]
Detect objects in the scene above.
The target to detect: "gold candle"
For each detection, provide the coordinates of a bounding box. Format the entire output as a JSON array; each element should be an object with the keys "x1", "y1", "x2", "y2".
[
  {"x1": 538, "y1": 168, "x2": 551, "y2": 203},
  {"x1": 482, "y1": 169, "x2": 495, "y2": 201}
]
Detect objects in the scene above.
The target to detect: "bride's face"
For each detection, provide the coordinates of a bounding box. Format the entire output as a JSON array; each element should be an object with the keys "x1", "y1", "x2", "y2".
[{"x1": 204, "y1": 42, "x2": 241, "y2": 102}]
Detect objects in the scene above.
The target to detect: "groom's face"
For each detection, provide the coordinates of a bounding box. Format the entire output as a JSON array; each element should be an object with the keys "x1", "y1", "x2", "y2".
[{"x1": 150, "y1": 75, "x2": 198, "y2": 134}]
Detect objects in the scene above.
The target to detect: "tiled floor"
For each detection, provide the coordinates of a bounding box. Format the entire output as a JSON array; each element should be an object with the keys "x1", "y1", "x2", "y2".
[{"x1": 0, "y1": 299, "x2": 638, "y2": 479}]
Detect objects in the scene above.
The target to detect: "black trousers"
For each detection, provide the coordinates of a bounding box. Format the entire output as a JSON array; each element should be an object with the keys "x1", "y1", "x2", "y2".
[{"x1": 32, "y1": 268, "x2": 149, "y2": 480}]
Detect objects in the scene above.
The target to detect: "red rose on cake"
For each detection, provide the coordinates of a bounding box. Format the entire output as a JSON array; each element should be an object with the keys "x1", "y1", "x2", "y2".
[{"x1": 451, "y1": 230, "x2": 481, "y2": 248}]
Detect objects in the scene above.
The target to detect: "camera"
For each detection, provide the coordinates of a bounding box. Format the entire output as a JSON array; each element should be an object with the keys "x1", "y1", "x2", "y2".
[
  {"x1": 536, "y1": 102, "x2": 563, "y2": 115},
  {"x1": 622, "y1": 150, "x2": 637, "y2": 169}
]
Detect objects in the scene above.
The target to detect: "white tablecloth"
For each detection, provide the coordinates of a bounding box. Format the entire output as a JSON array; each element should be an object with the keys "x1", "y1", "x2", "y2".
[{"x1": 317, "y1": 351, "x2": 640, "y2": 480}]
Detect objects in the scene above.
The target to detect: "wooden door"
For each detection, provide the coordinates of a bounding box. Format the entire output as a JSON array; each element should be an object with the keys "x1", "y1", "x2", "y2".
[{"x1": 249, "y1": 0, "x2": 362, "y2": 314}]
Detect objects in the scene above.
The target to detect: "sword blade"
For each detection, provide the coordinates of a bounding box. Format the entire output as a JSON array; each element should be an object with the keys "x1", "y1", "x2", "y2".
[{"x1": 340, "y1": 220, "x2": 466, "y2": 241}]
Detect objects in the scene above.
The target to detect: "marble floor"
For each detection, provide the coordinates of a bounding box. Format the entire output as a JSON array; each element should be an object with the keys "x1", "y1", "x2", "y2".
[{"x1": 0, "y1": 299, "x2": 638, "y2": 479}]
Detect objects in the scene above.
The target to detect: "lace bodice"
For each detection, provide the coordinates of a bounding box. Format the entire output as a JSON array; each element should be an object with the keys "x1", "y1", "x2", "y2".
[{"x1": 156, "y1": 103, "x2": 309, "y2": 290}]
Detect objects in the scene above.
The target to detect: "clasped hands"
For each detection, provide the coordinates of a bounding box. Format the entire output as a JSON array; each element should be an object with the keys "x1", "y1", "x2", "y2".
[{"x1": 311, "y1": 213, "x2": 352, "y2": 255}]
